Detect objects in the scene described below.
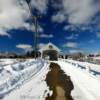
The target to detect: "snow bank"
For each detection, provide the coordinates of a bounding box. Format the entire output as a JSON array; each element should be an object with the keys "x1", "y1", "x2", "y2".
[
  {"x1": 93, "y1": 57, "x2": 100, "y2": 60},
  {"x1": 3, "y1": 60, "x2": 52, "y2": 100},
  {"x1": 58, "y1": 61, "x2": 100, "y2": 100},
  {"x1": 0, "y1": 59, "x2": 51, "y2": 99},
  {"x1": 66, "y1": 59, "x2": 100, "y2": 76},
  {"x1": 0, "y1": 59, "x2": 18, "y2": 66}
]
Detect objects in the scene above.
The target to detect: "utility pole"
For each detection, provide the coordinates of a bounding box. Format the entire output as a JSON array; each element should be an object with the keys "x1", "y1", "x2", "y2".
[
  {"x1": 33, "y1": 16, "x2": 41, "y2": 59},
  {"x1": 25, "y1": 0, "x2": 41, "y2": 59}
]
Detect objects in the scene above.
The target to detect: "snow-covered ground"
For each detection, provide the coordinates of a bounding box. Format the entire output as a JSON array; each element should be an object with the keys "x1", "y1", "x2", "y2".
[
  {"x1": 66, "y1": 59, "x2": 100, "y2": 76},
  {"x1": 0, "y1": 59, "x2": 19, "y2": 66},
  {"x1": 0, "y1": 59, "x2": 100, "y2": 100},
  {"x1": 0, "y1": 59, "x2": 52, "y2": 100},
  {"x1": 93, "y1": 57, "x2": 100, "y2": 60},
  {"x1": 57, "y1": 61, "x2": 100, "y2": 100}
]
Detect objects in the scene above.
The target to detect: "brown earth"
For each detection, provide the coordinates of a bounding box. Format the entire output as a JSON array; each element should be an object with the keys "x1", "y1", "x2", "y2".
[{"x1": 46, "y1": 63, "x2": 74, "y2": 100}]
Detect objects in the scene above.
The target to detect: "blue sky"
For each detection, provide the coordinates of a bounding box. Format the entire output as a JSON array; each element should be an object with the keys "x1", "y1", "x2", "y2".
[{"x1": 0, "y1": 0, "x2": 100, "y2": 54}]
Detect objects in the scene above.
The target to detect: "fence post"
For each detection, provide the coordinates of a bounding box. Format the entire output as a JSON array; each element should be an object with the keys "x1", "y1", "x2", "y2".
[
  {"x1": 86, "y1": 66, "x2": 90, "y2": 73},
  {"x1": 76, "y1": 63, "x2": 78, "y2": 67}
]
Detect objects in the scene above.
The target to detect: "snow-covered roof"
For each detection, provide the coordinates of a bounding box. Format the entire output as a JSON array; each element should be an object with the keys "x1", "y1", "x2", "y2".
[{"x1": 39, "y1": 42, "x2": 61, "y2": 52}]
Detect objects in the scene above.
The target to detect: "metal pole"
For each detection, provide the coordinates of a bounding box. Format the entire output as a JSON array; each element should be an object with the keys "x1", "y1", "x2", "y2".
[
  {"x1": 25, "y1": 0, "x2": 39, "y2": 59},
  {"x1": 34, "y1": 17, "x2": 38, "y2": 59}
]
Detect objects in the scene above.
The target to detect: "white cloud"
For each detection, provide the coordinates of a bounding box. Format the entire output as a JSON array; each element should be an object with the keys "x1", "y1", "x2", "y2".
[
  {"x1": 88, "y1": 39, "x2": 95, "y2": 43},
  {"x1": 52, "y1": 12, "x2": 66, "y2": 23},
  {"x1": 52, "y1": 0, "x2": 100, "y2": 25},
  {"x1": 0, "y1": 0, "x2": 45, "y2": 36},
  {"x1": 66, "y1": 33, "x2": 78, "y2": 40},
  {"x1": 63, "y1": 0, "x2": 99, "y2": 25},
  {"x1": 81, "y1": 26, "x2": 93, "y2": 32},
  {"x1": 29, "y1": 24, "x2": 44, "y2": 33},
  {"x1": 38, "y1": 26, "x2": 44, "y2": 32},
  {"x1": 39, "y1": 34, "x2": 54, "y2": 38},
  {"x1": 38, "y1": 43, "x2": 46, "y2": 49},
  {"x1": 63, "y1": 42, "x2": 78, "y2": 48},
  {"x1": 31, "y1": 0, "x2": 48, "y2": 14},
  {"x1": 0, "y1": 0, "x2": 30, "y2": 36},
  {"x1": 0, "y1": 29, "x2": 9, "y2": 36},
  {"x1": 64, "y1": 25, "x2": 78, "y2": 31},
  {"x1": 69, "y1": 49, "x2": 84, "y2": 54},
  {"x1": 96, "y1": 32, "x2": 100, "y2": 38},
  {"x1": 16, "y1": 44, "x2": 33, "y2": 52}
]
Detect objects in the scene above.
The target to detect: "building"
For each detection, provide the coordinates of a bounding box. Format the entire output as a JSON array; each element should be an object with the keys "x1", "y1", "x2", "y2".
[
  {"x1": 39, "y1": 42, "x2": 61, "y2": 60},
  {"x1": 68, "y1": 52, "x2": 85, "y2": 61},
  {"x1": 0, "y1": 52, "x2": 16, "y2": 58}
]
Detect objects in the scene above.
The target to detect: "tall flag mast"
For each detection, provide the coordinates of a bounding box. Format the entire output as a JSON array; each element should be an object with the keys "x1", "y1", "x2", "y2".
[{"x1": 25, "y1": 0, "x2": 41, "y2": 59}]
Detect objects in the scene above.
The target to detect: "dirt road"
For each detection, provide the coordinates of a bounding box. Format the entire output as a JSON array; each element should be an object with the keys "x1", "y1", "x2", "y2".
[{"x1": 46, "y1": 63, "x2": 74, "y2": 100}]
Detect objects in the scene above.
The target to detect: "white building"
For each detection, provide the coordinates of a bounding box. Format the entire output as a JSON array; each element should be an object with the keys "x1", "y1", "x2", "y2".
[{"x1": 39, "y1": 42, "x2": 61, "y2": 60}]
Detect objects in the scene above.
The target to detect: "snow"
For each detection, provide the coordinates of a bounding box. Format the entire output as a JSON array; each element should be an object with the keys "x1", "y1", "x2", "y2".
[
  {"x1": 39, "y1": 42, "x2": 61, "y2": 52},
  {"x1": 0, "y1": 59, "x2": 18, "y2": 66},
  {"x1": 1, "y1": 58, "x2": 100, "y2": 100},
  {"x1": 66, "y1": 59, "x2": 100, "y2": 76},
  {"x1": 57, "y1": 61, "x2": 100, "y2": 100},
  {"x1": 0, "y1": 59, "x2": 52, "y2": 100},
  {"x1": 93, "y1": 57, "x2": 100, "y2": 60}
]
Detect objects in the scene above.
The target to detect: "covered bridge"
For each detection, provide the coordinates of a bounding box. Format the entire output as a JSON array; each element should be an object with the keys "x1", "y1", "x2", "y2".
[{"x1": 39, "y1": 42, "x2": 61, "y2": 60}]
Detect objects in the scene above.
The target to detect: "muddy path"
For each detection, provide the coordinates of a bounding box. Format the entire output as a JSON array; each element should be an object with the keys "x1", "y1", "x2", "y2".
[{"x1": 46, "y1": 63, "x2": 74, "y2": 100}]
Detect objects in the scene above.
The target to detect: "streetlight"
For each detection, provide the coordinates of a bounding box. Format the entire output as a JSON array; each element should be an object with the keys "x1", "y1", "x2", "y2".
[{"x1": 25, "y1": 0, "x2": 41, "y2": 59}]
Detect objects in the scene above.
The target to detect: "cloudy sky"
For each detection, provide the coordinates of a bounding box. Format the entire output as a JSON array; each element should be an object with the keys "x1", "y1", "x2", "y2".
[{"x1": 0, "y1": 0, "x2": 100, "y2": 54}]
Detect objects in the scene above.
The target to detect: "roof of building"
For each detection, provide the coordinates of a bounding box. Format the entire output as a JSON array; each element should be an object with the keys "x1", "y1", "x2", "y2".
[{"x1": 39, "y1": 42, "x2": 61, "y2": 52}]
